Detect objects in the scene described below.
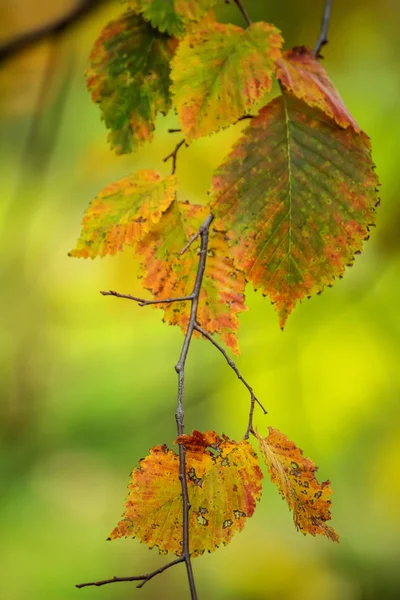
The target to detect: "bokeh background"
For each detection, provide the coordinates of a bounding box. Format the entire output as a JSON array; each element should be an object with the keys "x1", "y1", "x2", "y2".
[{"x1": 1, "y1": 1, "x2": 400, "y2": 599}]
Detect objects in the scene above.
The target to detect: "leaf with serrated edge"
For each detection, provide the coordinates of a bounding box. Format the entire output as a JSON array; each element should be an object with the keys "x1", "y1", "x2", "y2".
[
  {"x1": 171, "y1": 21, "x2": 283, "y2": 141},
  {"x1": 126, "y1": 0, "x2": 216, "y2": 37},
  {"x1": 276, "y1": 46, "x2": 359, "y2": 131},
  {"x1": 211, "y1": 91, "x2": 379, "y2": 328},
  {"x1": 256, "y1": 428, "x2": 339, "y2": 542},
  {"x1": 109, "y1": 430, "x2": 263, "y2": 556},
  {"x1": 87, "y1": 10, "x2": 177, "y2": 154},
  {"x1": 137, "y1": 200, "x2": 247, "y2": 354},
  {"x1": 69, "y1": 170, "x2": 176, "y2": 258}
]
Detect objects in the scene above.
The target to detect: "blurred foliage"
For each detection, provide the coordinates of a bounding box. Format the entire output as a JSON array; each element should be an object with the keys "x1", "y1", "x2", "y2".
[{"x1": 0, "y1": 1, "x2": 400, "y2": 599}]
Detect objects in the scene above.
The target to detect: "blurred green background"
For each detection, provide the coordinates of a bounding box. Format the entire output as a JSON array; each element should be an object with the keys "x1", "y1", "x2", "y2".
[{"x1": 1, "y1": 1, "x2": 400, "y2": 599}]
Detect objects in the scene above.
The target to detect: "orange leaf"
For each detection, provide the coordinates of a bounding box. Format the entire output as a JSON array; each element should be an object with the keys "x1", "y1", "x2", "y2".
[
  {"x1": 171, "y1": 21, "x2": 283, "y2": 141},
  {"x1": 211, "y1": 91, "x2": 379, "y2": 328},
  {"x1": 109, "y1": 430, "x2": 263, "y2": 556},
  {"x1": 69, "y1": 170, "x2": 176, "y2": 258},
  {"x1": 256, "y1": 428, "x2": 339, "y2": 542},
  {"x1": 276, "y1": 46, "x2": 360, "y2": 131},
  {"x1": 137, "y1": 200, "x2": 247, "y2": 353}
]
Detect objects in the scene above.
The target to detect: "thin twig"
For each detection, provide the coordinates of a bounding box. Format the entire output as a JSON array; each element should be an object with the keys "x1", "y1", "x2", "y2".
[
  {"x1": 193, "y1": 324, "x2": 267, "y2": 438},
  {"x1": 163, "y1": 139, "x2": 186, "y2": 175},
  {"x1": 76, "y1": 558, "x2": 184, "y2": 589},
  {"x1": 180, "y1": 230, "x2": 201, "y2": 256},
  {"x1": 232, "y1": 0, "x2": 252, "y2": 26},
  {"x1": 100, "y1": 290, "x2": 194, "y2": 306},
  {"x1": 0, "y1": 0, "x2": 107, "y2": 65},
  {"x1": 313, "y1": 0, "x2": 333, "y2": 57},
  {"x1": 168, "y1": 128, "x2": 182, "y2": 134}
]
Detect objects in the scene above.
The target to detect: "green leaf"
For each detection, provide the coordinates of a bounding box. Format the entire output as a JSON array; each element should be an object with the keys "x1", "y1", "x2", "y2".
[
  {"x1": 211, "y1": 92, "x2": 380, "y2": 328},
  {"x1": 87, "y1": 10, "x2": 177, "y2": 154},
  {"x1": 171, "y1": 21, "x2": 283, "y2": 141},
  {"x1": 126, "y1": 0, "x2": 216, "y2": 37},
  {"x1": 69, "y1": 170, "x2": 177, "y2": 258}
]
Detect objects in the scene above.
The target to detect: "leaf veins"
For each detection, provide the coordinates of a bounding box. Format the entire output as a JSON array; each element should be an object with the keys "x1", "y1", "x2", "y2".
[
  {"x1": 257, "y1": 428, "x2": 339, "y2": 542},
  {"x1": 211, "y1": 91, "x2": 380, "y2": 328},
  {"x1": 87, "y1": 10, "x2": 177, "y2": 154},
  {"x1": 171, "y1": 21, "x2": 283, "y2": 141},
  {"x1": 137, "y1": 200, "x2": 247, "y2": 354},
  {"x1": 69, "y1": 170, "x2": 177, "y2": 258},
  {"x1": 276, "y1": 46, "x2": 360, "y2": 131},
  {"x1": 109, "y1": 430, "x2": 263, "y2": 556},
  {"x1": 126, "y1": 0, "x2": 217, "y2": 37}
]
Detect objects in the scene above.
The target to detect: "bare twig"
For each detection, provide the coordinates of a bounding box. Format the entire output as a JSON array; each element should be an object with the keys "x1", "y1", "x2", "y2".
[
  {"x1": 100, "y1": 290, "x2": 194, "y2": 306},
  {"x1": 180, "y1": 230, "x2": 201, "y2": 256},
  {"x1": 0, "y1": 0, "x2": 107, "y2": 65},
  {"x1": 313, "y1": 0, "x2": 333, "y2": 57},
  {"x1": 194, "y1": 324, "x2": 267, "y2": 438},
  {"x1": 168, "y1": 128, "x2": 182, "y2": 134},
  {"x1": 163, "y1": 139, "x2": 186, "y2": 175},
  {"x1": 76, "y1": 558, "x2": 184, "y2": 589},
  {"x1": 232, "y1": 0, "x2": 252, "y2": 26}
]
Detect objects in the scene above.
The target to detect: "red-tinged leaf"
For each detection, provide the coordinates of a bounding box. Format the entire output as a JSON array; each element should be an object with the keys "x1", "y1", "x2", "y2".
[
  {"x1": 210, "y1": 92, "x2": 379, "y2": 328},
  {"x1": 137, "y1": 200, "x2": 247, "y2": 353},
  {"x1": 276, "y1": 46, "x2": 360, "y2": 131},
  {"x1": 87, "y1": 10, "x2": 177, "y2": 154},
  {"x1": 109, "y1": 430, "x2": 263, "y2": 556},
  {"x1": 170, "y1": 21, "x2": 283, "y2": 141},
  {"x1": 126, "y1": 0, "x2": 216, "y2": 37},
  {"x1": 69, "y1": 170, "x2": 176, "y2": 258},
  {"x1": 256, "y1": 428, "x2": 339, "y2": 542}
]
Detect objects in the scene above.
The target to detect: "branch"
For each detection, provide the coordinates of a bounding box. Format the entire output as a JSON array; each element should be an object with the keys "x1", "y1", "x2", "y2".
[
  {"x1": 173, "y1": 214, "x2": 214, "y2": 600},
  {"x1": 163, "y1": 139, "x2": 186, "y2": 175},
  {"x1": 0, "y1": 0, "x2": 107, "y2": 65},
  {"x1": 313, "y1": 0, "x2": 333, "y2": 58},
  {"x1": 100, "y1": 290, "x2": 194, "y2": 306},
  {"x1": 76, "y1": 558, "x2": 184, "y2": 590},
  {"x1": 194, "y1": 324, "x2": 267, "y2": 438}
]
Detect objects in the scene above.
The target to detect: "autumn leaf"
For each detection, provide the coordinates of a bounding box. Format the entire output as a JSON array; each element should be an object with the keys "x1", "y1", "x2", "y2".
[
  {"x1": 86, "y1": 10, "x2": 177, "y2": 154},
  {"x1": 171, "y1": 21, "x2": 283, "y2": 141},
  {"x1": 276, "y1": 46, "x2": 359, "y2": 131},
  {"x1": 69, "y1": 170, "x2": 177, "y2": 258},
  {"x1": 256, "y1": 428, "x2": 339, "y2": 542},
  {"x1": 137, "y1": 200, "x2": 247, "y2": 354},
  {"x1": 109, "y1": 430, "x2": 263, "y2": 556},
  {"x1": 211, "y1": 91, "x2": 379, "y2": 328},
  {"x1": 126, "y1": 0, "x2": 216, "y2": 37}
]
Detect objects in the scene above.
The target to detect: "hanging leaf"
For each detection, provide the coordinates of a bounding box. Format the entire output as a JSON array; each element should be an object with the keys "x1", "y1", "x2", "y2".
[
  {"x1": 256, "y1": 428, "x2": 339, "y2": 542},
  {"x1": 109, "y1": 430, "x2": 263, "y2": 556},
  {"x1": 87, "y1": 10, "x2": 177, "y2": 154},
  {"x1": 137, "y1": 200, "x2": 247, "y2": 353},
  {"x1": 69, "y1": 170, "x2": 177, "y2": 258},
  {"x1": 171, "y1": 21, "x2": 283, "y2": 141},
  {"x1": 276, "y1": 46, "x2": 359, "y2": 131},
  {"x1": 211, "y1": 91, "x2": 379, "y2": 328},
  {"x1": 126, "y1": 0, "x2": 217, "y2": 37}
]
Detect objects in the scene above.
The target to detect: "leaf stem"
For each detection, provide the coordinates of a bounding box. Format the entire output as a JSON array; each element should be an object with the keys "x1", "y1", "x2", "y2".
[
  {"x1": 193, "y1": 324, "x2": 267, "y2": 438},
  {"x1": 313, "y1": 0, "x2": 333, "y2": 57},
  {"x1": 232, "y1": 0, "x2": 252, "y2": 27}
]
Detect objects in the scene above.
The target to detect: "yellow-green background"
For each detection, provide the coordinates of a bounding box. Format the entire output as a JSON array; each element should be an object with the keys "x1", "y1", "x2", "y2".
[{"x1": 1, "y1": 1, "x2": 399, "y2": 598}]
